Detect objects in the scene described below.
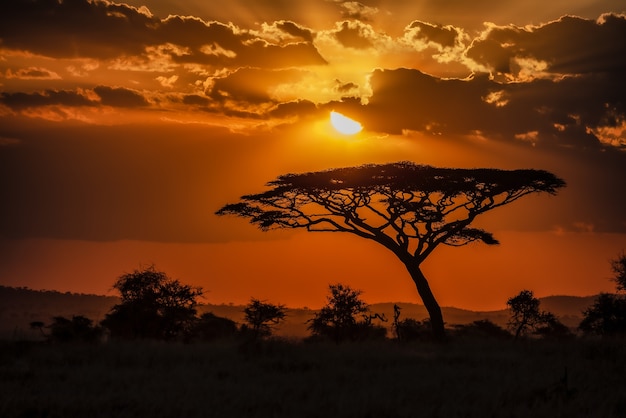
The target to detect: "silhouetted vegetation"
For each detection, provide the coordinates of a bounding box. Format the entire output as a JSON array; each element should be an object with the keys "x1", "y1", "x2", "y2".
[
  {"x1": 217, "y1": 162, "x2": 566, "y2": 340},
  {"x1": 241, "y1": 298, "x2": 287, "y2": 340},
  {"x1": 452, "y1": 319, "x2": 512, "y2": 340},
  {"x1": 579, "y1": 294, "x2": 626, "y2": 337},
  {"x1": 47, "y1": 315, "x2": 104, "y2": 343},
  {"x1": 507, "y1": 290, "x2": 559, "y2": 339},
  {"x1": 610, "y1": 252, "x2": 626, "y2": 292},
  {"x1": 101, "y1": 265, "x2": 203, "y2": 340},
  {"x1": 392, "y1": 304, "x2": 433, "y2": 342},
  {"x1": 308, "y1": 283, "x2": 387, "y2": 342},
  {"x1": 579, "y1": 252, "x2": 626, "y2": 337},
  {"x1": 188, "y1": 312, "x2": 238, "y2": 342}
]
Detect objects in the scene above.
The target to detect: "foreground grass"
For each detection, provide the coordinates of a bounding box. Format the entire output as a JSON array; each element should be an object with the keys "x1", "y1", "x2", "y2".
[{"x1": 1, "y1": 338, "x2": 625, "y2": 418}]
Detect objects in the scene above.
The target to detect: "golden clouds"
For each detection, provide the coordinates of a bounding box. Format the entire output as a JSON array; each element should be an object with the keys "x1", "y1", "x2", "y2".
[{"x1": 1, "y1": 0, "x2": 626, "y2": 242}]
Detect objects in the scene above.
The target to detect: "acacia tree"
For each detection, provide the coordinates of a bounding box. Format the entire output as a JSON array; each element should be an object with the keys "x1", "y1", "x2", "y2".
[{"x1": 216, "y1": 162, "x2": 565, "y2": 340}]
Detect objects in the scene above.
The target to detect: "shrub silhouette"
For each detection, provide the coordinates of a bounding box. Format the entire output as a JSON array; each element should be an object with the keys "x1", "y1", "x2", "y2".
[
  {"x1": 242, "y1": 298, "x2": 286, "y2": 340},
  {"x1": 579, "y1": 252, "x2": 626, "y2": 337},
  {"x1": 579, "y1": 293, "x2": 626, "y2": 337},
  {"x1": 308, "y1": 283, "x2": 386, "y2": 342},
  {"x1": 610, "y1": 252, "x2": 626, "y2": 292},
  {"x1": 47, "y1": 315, "x2": 103, "y2": 343},
  {"x1": 189, "y1": 312, "x2": 238, "y2": 342},
  {"x1": 452, "y1": 320, "x2": 512, "y2": 340},
  {"x1": 506, "y1": 290, "x2": 556, "y2": 339},
  {"x1": 396, "y1": 318, "x2": 432, "y2": 342},
  {"x1": 534, "y1": 313, "x2": 575, "y2": 340},
  {"x1": 101, "y1": 266, "x2": 202, "y2": 340}
]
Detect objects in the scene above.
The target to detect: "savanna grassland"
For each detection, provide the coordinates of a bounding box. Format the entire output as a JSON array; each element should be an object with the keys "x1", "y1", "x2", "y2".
[{"x1": 1, "y1": 338, "x2": 625, "y2": 418}]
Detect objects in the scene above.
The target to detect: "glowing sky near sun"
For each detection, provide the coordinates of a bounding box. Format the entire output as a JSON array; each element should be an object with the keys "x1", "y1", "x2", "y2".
[{"x1": 0, "y1": 0, "x2": 625, "y2": 310}]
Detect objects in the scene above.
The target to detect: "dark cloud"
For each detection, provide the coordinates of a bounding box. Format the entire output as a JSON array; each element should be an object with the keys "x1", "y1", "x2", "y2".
[
  {"x1": 406, "y1": 21, "x2": 460, "y2": 48},
  {"x1": 0, "y1": 90, "x2": 95, "y2": 110},
  {"x1": 467, "y1": 14, "x2": 626, "y2": 78},
  {"x1": 181, "y1": 94, "x2": 211, "y2": 107},
  {"x1": 269, "y1": 99, "x2": 318, "y2": 118},
  {"x1": 275, "y1": 20, "x2": 315, "y2": 42},
  {"x1": 0, "y1": 0, "x2": 154, "y2": 58},
  {"x1": 5, "y1": 67, "x2": 61, "y2": 80},
  {"x1": 334, "y1": 21, "x2": 375, "y2": 49},
  {"x1": 0, "y1": 0, "x2": 325, "y2": 69},
  {"x1": 362, "y1": 68, "x2": 624, "y2": 151},
  {"x1": 93, "y1": 86, "x2": 149, "y2": 107},
  {"x1": 208, "y1": 68, "x2": 308, "y2": 105}
]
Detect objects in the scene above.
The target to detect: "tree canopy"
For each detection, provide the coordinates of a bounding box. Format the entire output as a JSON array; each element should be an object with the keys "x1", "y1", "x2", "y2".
[
  {"x1": 217, "y1": 162, "x2": 564, "y2": 263},
  {"x1": 217, "y1": 162, "x2": 565, "y2": 340},
  {"x1": 102, "y1": 266, "x2": 203, "y2": 340}
]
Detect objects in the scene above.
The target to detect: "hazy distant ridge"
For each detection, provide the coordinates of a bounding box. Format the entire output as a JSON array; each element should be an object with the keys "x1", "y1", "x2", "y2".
[{"x1": 0, "y1": 286, "x2": 596, "y2": 339}]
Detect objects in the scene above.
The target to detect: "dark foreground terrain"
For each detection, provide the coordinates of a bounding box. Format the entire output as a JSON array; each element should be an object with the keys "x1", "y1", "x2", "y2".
[{"x1": 1, "y1": 338, "x2": 625, "y2": 418}]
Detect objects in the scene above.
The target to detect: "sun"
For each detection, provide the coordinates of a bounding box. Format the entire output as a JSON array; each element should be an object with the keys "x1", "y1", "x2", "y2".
[{"x1": 330, "y1": 111, "x2": 363, "y2": 135}]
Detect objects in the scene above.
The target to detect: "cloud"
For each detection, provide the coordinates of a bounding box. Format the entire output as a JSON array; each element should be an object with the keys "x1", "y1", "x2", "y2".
[
  {"x1": 333, "y1": 21, "x2": 376, "y2": 49},
  {"x1": 5, "y1": 67, "x2": 61, "y2": 80},
  {"x1": 0, "y1": 90, "x2": 95, "y2": 110},
  {"x1": 359, "y1": 66, "x2": 625, "y2": 154},
  {"x1": 93, "y1": 86, "x2": 149, "y2": 107},
  {"x1": 156, "y1": 74, "x2": 179, "y2": 88},
  {"x1": 467, "y1": 14, "x2": 626, "y2": 81},
  {"x1": 338, "y1": 2, "x2": 379, "y2": 21},
  {"x1": 0, "y1": 0, "x2": 326, "y2": 70}
]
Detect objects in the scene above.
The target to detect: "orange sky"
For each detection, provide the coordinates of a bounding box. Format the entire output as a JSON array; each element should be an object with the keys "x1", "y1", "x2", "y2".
[{"x1": 1, "y1": 0, "x2": 626, "y2": 311}]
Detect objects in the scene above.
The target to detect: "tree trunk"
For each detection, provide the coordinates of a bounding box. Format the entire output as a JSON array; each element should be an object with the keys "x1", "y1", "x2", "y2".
[{"x1": 405, "y1": 263, "x2": 447, "y2": 341}]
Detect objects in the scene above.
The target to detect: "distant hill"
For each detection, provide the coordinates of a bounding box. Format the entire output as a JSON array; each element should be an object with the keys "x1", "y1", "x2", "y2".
[{"x1": 0, "y1": 286, "x2": 597, "y2": 340}]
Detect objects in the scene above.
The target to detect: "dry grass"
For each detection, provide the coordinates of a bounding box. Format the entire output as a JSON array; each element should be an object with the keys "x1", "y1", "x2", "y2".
[{"x1": 1, "y1": 338, "x2": 625, "y2": 417}]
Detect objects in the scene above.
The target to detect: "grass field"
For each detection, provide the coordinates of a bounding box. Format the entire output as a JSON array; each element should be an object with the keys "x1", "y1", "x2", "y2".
[{"x1": 1, "y1": 338, "x2": 625, "y2": 417}]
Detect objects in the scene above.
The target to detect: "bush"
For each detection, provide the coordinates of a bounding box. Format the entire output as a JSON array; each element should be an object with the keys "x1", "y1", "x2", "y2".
[
  {"x1": 308, "y1": 283, "x2": 385, "y2": 342},
  {"x1": 101, "y1": 266, "x2": 202, "y2": 341},
  {"x1": 452, "y1": 320, "x2": 512, "y2": 340},
  {"x1": 188, "y1": 312, "x2": 238, "y2": 342},
  {"x1": 47, "y1": 315, "x2": 103, "y2": 343},
  {"x1": 579, "y1": 293, "x2": 626, "y2": 337}
]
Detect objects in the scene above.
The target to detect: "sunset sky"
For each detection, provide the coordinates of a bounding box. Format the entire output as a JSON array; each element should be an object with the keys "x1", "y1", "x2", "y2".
[{"x1": 1, "y1": 0, "x2": 625, "y2": 311}]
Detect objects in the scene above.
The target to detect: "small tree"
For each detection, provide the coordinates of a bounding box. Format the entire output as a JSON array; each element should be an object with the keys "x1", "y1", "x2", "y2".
[
  {"x1": 47, "y1": 315, "x2": 103, "y2": 343},
  {"x1": 452, "y1": 320, "x2": 512, "y2": 340},
  {"x1": 506, "y1": 290, "x2": 554, "y2": 339},
  {"x1": 610, "y1": 252, "x2": 626, "y2": 292},
  {"x1": 189, "y1": 312, "x2": 238, "y2": 342},
  {"x1": 579, "y1": 293, "x2": 626, "y2": 337},
  {"x1": 101, "y1": 266, "x2": 203, "y2": 340},
  {"x1": 308, "y1": 283, "x2": 385, "y2": 342},
  {"x1": 579, "y1": 251, "x2": 626, "y2": 337},
  {"x1": 534, "y1": 313, "x2": 574, "y2": 340},
  {"x1": 217, "y1": 162, "x2": 565, "y2": 340},
  {"x1": 243, "y1": 299, "x2": 286, "y2": 339}
]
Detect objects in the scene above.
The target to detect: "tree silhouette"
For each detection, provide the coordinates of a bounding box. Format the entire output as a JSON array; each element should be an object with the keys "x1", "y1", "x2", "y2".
[
  {"x1": 216, "y1": 162, "x2": 565, "y2": 340},
  {"x1": 308, "y1": 283, "x2": 386, "y2": 342},
  {"x1": 47, "y1": 315, "x2": 103, "y2": 343},
  {"x1": 610, "y1": 252, "x2": 626, "y2": 292},
  {"x1": 190, "y1": 312, "x2": 238, "y2": 342},
  {"x1": 579, "y1": 293, "x2": 626, "y2": 337},
  {"x1": 242, "y1": 298, "x2": 286, "y2": 339},
  {"x1": 579, "y1": 252, "x2": 626, "y2": 337},
  {"x1": 506, "y1": 290, "x2": 555, "y2": 339},
  {"x1": 101, "y1": 266, "x2": 203, "y2": 340}
]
